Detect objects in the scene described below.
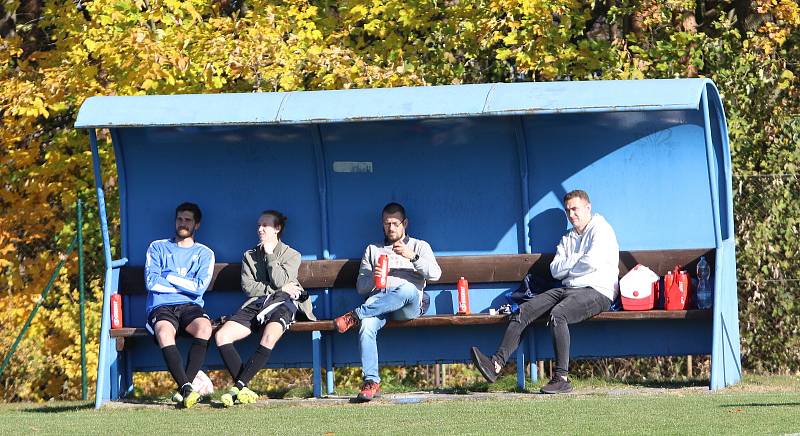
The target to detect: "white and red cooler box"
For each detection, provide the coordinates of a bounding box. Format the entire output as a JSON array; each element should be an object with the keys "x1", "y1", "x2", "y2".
[{"x1": 619, "y1": 264, "x2": 660, "y2": 311}]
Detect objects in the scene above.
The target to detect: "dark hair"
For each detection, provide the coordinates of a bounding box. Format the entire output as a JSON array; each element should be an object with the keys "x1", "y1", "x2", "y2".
[
  {"x1": 261, "y1": 210, "x2": 287, "y2": 238},
  {"x1": 563, "y1": 190, "x2": 590, "y2": 204},
  {"x1": 381, "y1": 202, "x2": 406, "y2": 221},
  {"x1": 175, "y1": 202, "x2": 202, "y2": 223}
]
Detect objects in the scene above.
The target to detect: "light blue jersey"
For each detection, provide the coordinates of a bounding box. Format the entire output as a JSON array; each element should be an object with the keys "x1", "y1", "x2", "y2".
[{"x1": 144, "y1": 238, "x2": 215, "y2": 315}]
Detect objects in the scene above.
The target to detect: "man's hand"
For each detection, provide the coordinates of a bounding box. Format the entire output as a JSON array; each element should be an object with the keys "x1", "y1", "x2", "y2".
[
  {"x1": 392, "y1": 240, "x2": 415, "y2": 260},
  {"x1": 281, "y1": 282, "x2": 303, "y2": 300}
]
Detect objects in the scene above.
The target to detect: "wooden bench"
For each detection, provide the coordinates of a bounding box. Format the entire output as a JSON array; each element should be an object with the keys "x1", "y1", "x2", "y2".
[{"x1": 112, "y1": 248, "x2": 714, "y2": 396}]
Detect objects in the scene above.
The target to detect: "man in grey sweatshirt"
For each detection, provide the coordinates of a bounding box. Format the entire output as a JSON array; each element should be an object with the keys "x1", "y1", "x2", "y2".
[
  {"x1": 471, "y1": 189, "x2": 619, "y2": 394},
  {"x1": 334, "y1": 202, "x2": 441, "y2": 402}
]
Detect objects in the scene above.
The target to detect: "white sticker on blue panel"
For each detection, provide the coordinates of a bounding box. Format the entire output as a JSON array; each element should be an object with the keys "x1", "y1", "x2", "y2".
[{"x1": 333, "y1": 161, "x2": 373, "y2": 173}]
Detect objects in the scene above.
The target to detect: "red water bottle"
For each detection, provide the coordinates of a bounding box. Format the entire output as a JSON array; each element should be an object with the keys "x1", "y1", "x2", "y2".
[
  {"x1": 375, "y1": 254, "x2": 389, "y2": 289},
  {"x1": 110, "y1": 293, "x2": 123, "y2": 329},
  {"x1": 457, "y1": 277, "x2": 470, "y2": 315}
]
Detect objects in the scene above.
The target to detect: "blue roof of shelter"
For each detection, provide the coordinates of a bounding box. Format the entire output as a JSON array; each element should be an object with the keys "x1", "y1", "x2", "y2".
[{"x1": 75, "y1": 78, "x2": 713, "y2": 128}]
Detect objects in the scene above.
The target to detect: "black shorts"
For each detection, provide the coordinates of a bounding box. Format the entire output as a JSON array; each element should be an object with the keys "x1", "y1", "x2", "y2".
[
  {"x1": 146, "y1": 303, "x2": 210, "y2": 337},
  {"x1": 228, "y1": 296, "x2": 296, "y2": 332}
]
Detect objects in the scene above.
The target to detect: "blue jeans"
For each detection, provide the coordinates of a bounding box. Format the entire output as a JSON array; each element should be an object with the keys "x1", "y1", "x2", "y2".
[{"x1": 354, "y1": 282, "x2": 420, "y2": 383}]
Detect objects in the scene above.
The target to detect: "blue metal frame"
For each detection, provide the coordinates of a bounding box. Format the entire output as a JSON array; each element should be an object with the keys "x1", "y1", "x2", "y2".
[
  {"x1": 702, "y1": 84, "x2": 742, "y2": 389},
  {"x1": 89, "y1": 130, "x2": 129, "y2": 408}
]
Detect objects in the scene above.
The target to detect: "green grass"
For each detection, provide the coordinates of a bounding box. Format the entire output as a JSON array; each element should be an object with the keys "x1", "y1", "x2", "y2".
[{"x1": 1, "y1": 376, "x2": 799, "y2": 435}]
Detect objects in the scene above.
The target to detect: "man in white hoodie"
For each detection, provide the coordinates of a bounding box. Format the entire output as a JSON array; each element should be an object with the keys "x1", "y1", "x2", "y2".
[{"x1": 471, "y1": 190, "x2": 619, "y2": 394}]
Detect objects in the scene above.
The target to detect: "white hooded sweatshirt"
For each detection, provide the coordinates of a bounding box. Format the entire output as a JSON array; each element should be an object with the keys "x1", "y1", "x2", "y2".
[{"x1": 549, "y1": 213, "x2": 620, "y2": 301}]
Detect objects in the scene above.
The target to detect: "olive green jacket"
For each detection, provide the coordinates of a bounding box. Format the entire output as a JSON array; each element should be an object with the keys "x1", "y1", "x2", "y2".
[{"x1": 240, "y1": 241, "x2": 316, "y2": 321}]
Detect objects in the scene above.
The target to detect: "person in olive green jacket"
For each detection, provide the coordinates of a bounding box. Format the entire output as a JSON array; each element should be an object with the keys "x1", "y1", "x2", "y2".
[{"x1": 215, "y1": 210, "x2": 315, "y2": 407}]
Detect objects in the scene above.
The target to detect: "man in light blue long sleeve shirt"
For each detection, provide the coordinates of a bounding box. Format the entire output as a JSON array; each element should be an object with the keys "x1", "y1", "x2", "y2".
[{"x1": 144, "y1": 202, "x2": 215, "y2": 408}]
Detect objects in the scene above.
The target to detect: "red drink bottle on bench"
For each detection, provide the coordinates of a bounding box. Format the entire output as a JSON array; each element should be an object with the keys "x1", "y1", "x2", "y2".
[
  {"x1": 375, "y1": 254, "x2": 389, "y2": 289},
  {"x1": 111, "y1": 293, "x2": 123, "y2": 329},
  {"x1": 457, "y1": 277, "x2": 470, "y2": 315}
]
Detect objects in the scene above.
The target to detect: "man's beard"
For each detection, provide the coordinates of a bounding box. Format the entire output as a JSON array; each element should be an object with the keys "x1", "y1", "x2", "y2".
[
  {"x1": 176, "y1": 227, "x2": 194, "y2": 239},
  {"x1": 384, "y1": 231, "x2": 402, "y2": 243}
]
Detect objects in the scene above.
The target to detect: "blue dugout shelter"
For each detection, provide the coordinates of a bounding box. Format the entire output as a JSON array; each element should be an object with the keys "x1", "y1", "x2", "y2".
[{"x1": 76, "y1": 78, "x2": 741, "y2": 408}]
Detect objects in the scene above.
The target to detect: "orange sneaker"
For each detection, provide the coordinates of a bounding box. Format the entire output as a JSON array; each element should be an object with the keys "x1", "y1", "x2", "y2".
[
  {"x1": 356, "y1": 380, "x2": 381, "y2": 402},
  {"x1": 334, "y1": 311, "x2": 359, "y2": 333}
]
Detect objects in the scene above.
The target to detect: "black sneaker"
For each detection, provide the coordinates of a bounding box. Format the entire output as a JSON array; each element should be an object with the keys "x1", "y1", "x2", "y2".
[
  {"x1": 470, "y1": 346, "x2": 499, "y2": 383},
  {"x1": 540, "y1": 375, "x2": 573, "y2": 394}
]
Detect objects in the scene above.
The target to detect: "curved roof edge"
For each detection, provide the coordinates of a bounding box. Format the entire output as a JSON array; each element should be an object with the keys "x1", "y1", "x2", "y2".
[{"x1": 75, "y1": 78, "x2": 713, "y2": 129}]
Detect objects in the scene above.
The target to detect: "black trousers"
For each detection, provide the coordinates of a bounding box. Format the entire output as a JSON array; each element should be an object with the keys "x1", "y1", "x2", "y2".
[{"x1": 494, "y1": 287, "x2": 611, "y2": 377}]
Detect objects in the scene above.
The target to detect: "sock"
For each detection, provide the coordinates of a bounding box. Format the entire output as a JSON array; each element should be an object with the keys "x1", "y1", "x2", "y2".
[
  {"x1": 236, "y1": 345, "x2": 272, "y2": 387},
  {"x1": 161, "y1": 345, "x2": 190, "y2": 387},
  {"x1": 185, "y1": 338, "x2": 209, "y2": 383},
  {"x1": 218, "y1": 343, "x2": 243, "y2": 381}
]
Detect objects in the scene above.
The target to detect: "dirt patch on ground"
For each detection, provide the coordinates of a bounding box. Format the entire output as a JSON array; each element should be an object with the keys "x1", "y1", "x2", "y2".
[{"x1": 102, "y1": 385, "x2": 719, "y2": 410}]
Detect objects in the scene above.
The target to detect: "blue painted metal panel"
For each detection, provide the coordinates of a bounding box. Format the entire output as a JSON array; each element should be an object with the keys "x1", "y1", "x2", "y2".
[
  {"x1": 329, "y1": 325, "x2": 514, "y2": 366},
  {"x1": 76, "y1": 93, "x2": 286, "y2": 128},
  {"x1": 327, "y1": 285, "x2": 516, "y2": 318},
  {"x1": 124, "y1": 332, "x2": 316, "y2": 371},
  {"x1": 524, "y1": 110, "x2": 716, "y2": 252},
  {"x1": 116, "y1": 125, "x2": 324, "y2": 264},
  {"x1": 485, "y1": 79, "x2": 704, "y2": 114},
  {"x1": 75, "y1": 79, "x2": 710, "y2": 129},
  {"x1": 279, "y1": 84, "x2": 492, "y2": 123},
  {"x1": 322, "y1": 118, "x2": 522, "y2": 257},
  {"x1": 531, "y1": 318, "x2": 713, "y2": 358},
  {"x1": 124, "y1": 291, "x2": 323, "y2": 327}
]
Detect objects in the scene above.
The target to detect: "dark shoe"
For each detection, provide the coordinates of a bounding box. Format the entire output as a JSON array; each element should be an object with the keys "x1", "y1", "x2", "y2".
[
  {"x1": 334, "y1": 311, "x2": 359, "y2": 333},
  {"x1": 471, "y1": 346, "x2": 499, "y2": 383},
  {"x1": 356, "y1": 380, "x2": 381, "y2": 402},
  {"x1": 540, "y1": 375, "x2": 573, "y2": 394}
]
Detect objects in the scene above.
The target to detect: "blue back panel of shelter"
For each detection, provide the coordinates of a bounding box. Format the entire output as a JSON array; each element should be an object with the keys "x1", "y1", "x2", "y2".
[
  {"x1": 116, "y1": 125, "x2": 325, "y2": 264},
  {"x1": 116, "y1": 110, "x2": 715, "y2": 267},
  {"x1": 322, "y1": 117, "x2": 523, "y2": 258},
  {"x1": 525, "y1": 110, "x2": 715, "y2": 252}
]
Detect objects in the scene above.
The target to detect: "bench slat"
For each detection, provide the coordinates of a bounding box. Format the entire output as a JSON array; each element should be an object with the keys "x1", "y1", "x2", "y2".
[
  {"x1": 110, "y1": 309, "x2": 712, "y2": 338},
  {"x1": 118, "y1": 249, "x2": 715, "y2": 295}
]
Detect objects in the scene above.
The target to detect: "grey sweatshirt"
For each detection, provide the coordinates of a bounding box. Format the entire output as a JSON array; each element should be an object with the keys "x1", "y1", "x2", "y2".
[
  {"x1": 355, "y1": 236, "x2": 442, "y2": 299},
  {"x1": 550, "y1": 213, "x2": 620, "y2": 301}
]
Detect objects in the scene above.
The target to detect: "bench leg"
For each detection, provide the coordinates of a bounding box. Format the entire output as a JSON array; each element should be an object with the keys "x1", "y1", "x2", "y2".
[
  {"x1": 527, "y1": 332, "x2": 538, "y2": 382},
  {"x1": 325, "y1": 333, "x2": 335, "y2": 395},
  {"x1": 122, "y1": 349, "x2": 134, "y2": 398},
  {"x1": 312, "y1": 330, "x2": 322, "y2": 398},
  {"x1": 516, "y1": 342, "x2": 526, "y2": 390}
]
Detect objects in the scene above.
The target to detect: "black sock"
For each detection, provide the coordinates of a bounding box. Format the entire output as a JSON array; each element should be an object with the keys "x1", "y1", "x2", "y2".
[
  {"x1": 161, "y1": 345, "x2": 190, "y2": 387},
  {"x1": 218, "y1": 343, "x2": 243, "y2": 381},
  {"x1": 236, "y1": 345, "x2": 272, "y2": 387},
  {"x1": 185, "y1": 338, "x2": 209, "y2": 382}
]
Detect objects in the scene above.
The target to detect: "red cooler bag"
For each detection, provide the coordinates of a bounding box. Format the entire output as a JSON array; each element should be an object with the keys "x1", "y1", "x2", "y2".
[{"x1": 664, "y1": 265, "x2": 691, "y2": 310}]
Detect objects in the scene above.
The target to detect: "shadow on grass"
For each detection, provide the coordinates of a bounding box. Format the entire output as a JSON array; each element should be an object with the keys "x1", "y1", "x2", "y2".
[
  {"x1": 611, "y1": 378, "x2": 709, "y2": 389},
  {"x1": 720, "y1": 402, "x2": 800, "y2": 408},
  {"x1": 22, "y1": 403, "x2": 94, "y2": 413},
  {"x1": 433, "y1": 375, "x2": 532, "y2": 395}
]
